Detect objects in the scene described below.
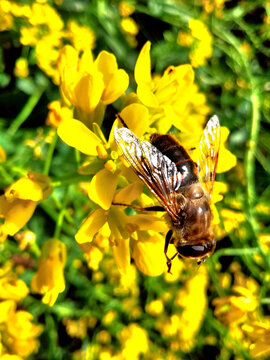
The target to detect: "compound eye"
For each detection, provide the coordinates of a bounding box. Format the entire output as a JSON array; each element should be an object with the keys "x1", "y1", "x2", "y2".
[{"x1": 177, "y1": 241, "x2": 215, "y2": 259}]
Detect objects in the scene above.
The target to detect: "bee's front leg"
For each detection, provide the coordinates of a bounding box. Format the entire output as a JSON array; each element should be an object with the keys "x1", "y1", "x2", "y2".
[{"x1": 164, "y1": 230, "x2": 178, "y2": 273}]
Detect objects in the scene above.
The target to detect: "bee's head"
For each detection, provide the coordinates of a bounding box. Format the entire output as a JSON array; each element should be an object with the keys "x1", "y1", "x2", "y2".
[{"x1": 176, "y1": 235, "x2": 216, "y2": 261}]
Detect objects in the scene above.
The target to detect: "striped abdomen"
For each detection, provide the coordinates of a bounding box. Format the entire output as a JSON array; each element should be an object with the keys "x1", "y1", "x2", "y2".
[{"x1": 150, "y1": 133, "x2": 198, "y2": 186}]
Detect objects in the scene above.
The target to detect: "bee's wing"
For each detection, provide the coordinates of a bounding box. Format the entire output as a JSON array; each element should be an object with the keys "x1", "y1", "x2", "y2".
[
  {"x1": 114, "y1": 127, "x2": 183, "y2": 221},
  {"x1": 198, "y1": 115, "x2": 221, "y2": 197}
]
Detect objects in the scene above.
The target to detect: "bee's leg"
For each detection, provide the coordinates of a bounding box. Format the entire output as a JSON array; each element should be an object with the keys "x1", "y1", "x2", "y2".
[
  {"x1": 112, "y1": 202, "x2": 165, "y2": 212},
  {"x1": 164, "y1": 230, "x2": 177, "y2": 273}
]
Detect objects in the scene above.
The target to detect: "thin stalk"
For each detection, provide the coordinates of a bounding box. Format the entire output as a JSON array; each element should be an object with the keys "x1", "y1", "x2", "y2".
[
  {"x1": 43, "y1": 129, "x2": 58, "y2": 176},
  {"x1": 53, "y1": 187, "x2": 69, "y2": 239},
  {"x1": 7, "y1": 87, "x2": 45, "y2": 137},
  {"x1": 50, "y1": 174, "x2": 91, "y2": 187}
]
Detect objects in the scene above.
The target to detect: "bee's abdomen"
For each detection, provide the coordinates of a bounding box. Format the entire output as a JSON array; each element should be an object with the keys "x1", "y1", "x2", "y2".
[{"x1": 150, "y1": 133, "x2": 198, "y2": 185}]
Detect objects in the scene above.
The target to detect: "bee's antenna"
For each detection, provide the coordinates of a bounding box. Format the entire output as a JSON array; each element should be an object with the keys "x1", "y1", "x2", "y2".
[{"x1": 116, "y1": 114, "x2": 129, "y2": 129}]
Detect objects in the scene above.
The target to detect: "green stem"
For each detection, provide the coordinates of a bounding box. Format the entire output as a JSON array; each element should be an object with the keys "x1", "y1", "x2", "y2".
[
  {"x1": 43, "y1": 129, "x2": 58, "y2": 176},
  {"x1": 53, "y1": 187, "x2": 70, "y2": 239},
  {"x1": 39, "y1": 202, "x2": 74, "y2": 237},
  {"x1": 7, "y1": 87, "x2": 45, "y2": 137},
  {"x1": 50, "y1": 174, "x2": 91, "y2": 187},
  {"x1": 29, "y1": 241, "x2": 41, "y2": 258},
  {"x1": 211, "y1": 247, "x2": 259, "y2": 265},
  {"x1": 245, "y1": 91, "x2": 260, "y2": 231}
]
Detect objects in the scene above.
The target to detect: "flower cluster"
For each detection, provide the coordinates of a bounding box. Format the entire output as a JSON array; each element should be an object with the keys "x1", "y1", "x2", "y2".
[
  {"x1": 0, "y1": 262, "x2": 42, "y2": 358},
  {"x1": 53, "y1": 41, "x2": 236, "y2": 283},
  {"x1": 177, "y1": 19, "x2": 213, "y2": 68},
  {"x1": 0, "y1": 0, "x2": 95, "y2": 83}
]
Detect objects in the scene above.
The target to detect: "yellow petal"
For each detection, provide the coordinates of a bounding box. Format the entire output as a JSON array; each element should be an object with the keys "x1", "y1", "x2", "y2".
[
  {"x1": 132, "y1": 235, "x2": 166, "y2": 276},
  {"x1": 95, "y1": 51, "x2": 118, "y2": 83},
  {"x1": 102, "y1": 69, "x2": 129, "y2": 104},
  {"x1": 5, "y1": 173, "x2": 51, "y2": 202},
  {"x1": 57, "y1": 118, "x2": 102, "y2": 155},
  {"x1": 0, "y1": 277, "x2": 29, "y2": 301},
  {"x1": 88, "y1": 169, "x2": 118, "y2": 210},
  {"x1": 0, "y1": 300, "x2": 16, "y2": 323},
  {"x1": 0, "y1": 197, "x2": 37, "y2": 236},
  {"x1": 114, "y1": 181, "x2": 143, "y2": 204},
  {"x1": 78, "y1": 47, "x2": 94, "y2": 73},
  {"x1": 217, "y1": 127, "x2": 237, "y2": 173},
  {"x1": 107, "y1": 207, "x2": 129, "y2": 240},
  {"x1": 113, "y1": 237, "x2": 131, "y2": 275},
  {"x1": 57, "y1": 45, "x2": 78, "y2": 80},
  {"x1": 134, "y1": 41, "x2": 152, "y2": 86},
  {"x1": 73, "y1": 72, "x2": 104, "y2": 113},
  {"x1": 75, "y1": 208, "x2": 107, "y2": 244},
  {"x1": 0, "y1": 146, "x2": 6, "y2": 162},
  {"x1": 118, "y1": 103, "x2": 149, "y2": 137},
  {"x1": 129, "y1": 214, "x2": 168, "y2": 232},
  {"x1": 174, "y1": 64, "x2": 195, "y2": 85},
  {"x1": 137, "y1": 83, "x2": 159, "y2": 108}
]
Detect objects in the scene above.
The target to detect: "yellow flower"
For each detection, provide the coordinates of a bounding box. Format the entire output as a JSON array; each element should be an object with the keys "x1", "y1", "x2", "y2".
[
  {"x1": 119, "y1": 2, "x2": 135, "y2": 17},
  {"x1": 63, "y1": 317, "x2": 88, "y2": 339},
  {"x1": 0, "y1": 173, "x2": 51, "y2": 240},
  {"x1": 121, "y1": 17, "x2": 139, "y2": 35},
  {"x1": 66, "y1": 21, "x2": 95, "y2": 52},
  {"x1": 14, "y1": 58, "x2": 29, "y2": 78},
  {"x1": 119, "y1": 324, "x2": 149, "y2": 360},
  {"x1": 188, "y1": 19, "x2": 213, "y2": 68},
  {"x1": 242, "y1": 321, "x2": 270, "y2": 359},
  {"x1": 0, "y1": 300, "x2": 16, "y2": 323},
  {"x1": 0, "y1": 276, "x2": 29, "y2": 302},
  {"x1": 0, "y1": 12, "x2": 13, "y2": 32},
  {"x1": 81, "y1": 244, "x2": 104, "y2": 271},
  {"x1": 2, "y1": 310, "x2": 42, "y2": 358},
  {"x1": 46, "y1": 100, "x2": 73, "y2": 128},
  {"x1": 58, "y1": 45, "x2": 129, "y2": 125},
  {"x1": 29, "y1": 3, "x2": 63, "y2": 31},
  {"x1": 212, "y1": 285, "x2": 258, "y2": 326},
  {"x1": 134, "y1": 41, "x2": 209, "y2": 133},
  {"x1": 220, "y1": 208, "x2": 245, "y2": 233},
  {"x1": 174, "y1": 266, "x2": 208, "y2": 351},
  {"x1": 31, "y1": 239, "x2": 66, "y2": 306},
  {"x1": 145, "y1": 299, "x2": 164, "y2": 316},
  {"x1": 216, "y1": 126, "x2": 237, "y2": 173}
]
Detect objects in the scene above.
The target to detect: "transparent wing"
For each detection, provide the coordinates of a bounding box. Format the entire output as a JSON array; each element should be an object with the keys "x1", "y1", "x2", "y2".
[
  {"x1": 114, "y1": 127, "x2": 183, "y2": 221},
  {"x1": 198, "y1": 115, "x2": 221, "y2": 197}
]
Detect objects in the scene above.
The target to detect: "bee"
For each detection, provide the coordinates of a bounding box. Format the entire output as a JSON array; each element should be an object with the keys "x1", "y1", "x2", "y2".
[{"x1": 114, "y1": 115, "x2": 220, "y2": 273}]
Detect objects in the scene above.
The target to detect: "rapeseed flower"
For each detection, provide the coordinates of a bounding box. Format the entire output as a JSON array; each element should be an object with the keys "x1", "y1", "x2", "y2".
[
  {"x1": 119, "y1": 323, "x2": 149, "y2": 360},
  {"x1": 0, "y1": 1, "x2": 13, "y2": 32},
  {"x1": 58, "y1": 45, "x2": 129, "y2": 126},
  {"x1": 175, "y1": 266, "x2": 208, "y2": 351},
  {"x1": 56, "y1": 41, "x2": 236, "y2": 279},
  {"x1": 31, "y1": 238, "x2": 66, "y2": 306},
  {"x1": 66, "y1": 21, "x2": 95, "y2": 52},
  {"x1": 2, "y1": 310, "x2": 42, "y2": 358},
  {"x1": 242, "y1": 321, "x2": 270, "y2": 358},
  {"x1": 13, "y1": 58, "x2": 29, "y2": 78},
  {"x1": 134, "y1": 41, "x2": 210, "y2": 133},
  {"x1": 0, "y1": 172, "x2": 51, "y2": 241},
  {"x1": 177, "y1": 19, "x2": 213, "y2": 68},
  {"x1": 213, "y1": 282, "x2": 259, "y2": 326},
  {"x1": 46, "y1": 100, "x2": 73, "y2": 128}
]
